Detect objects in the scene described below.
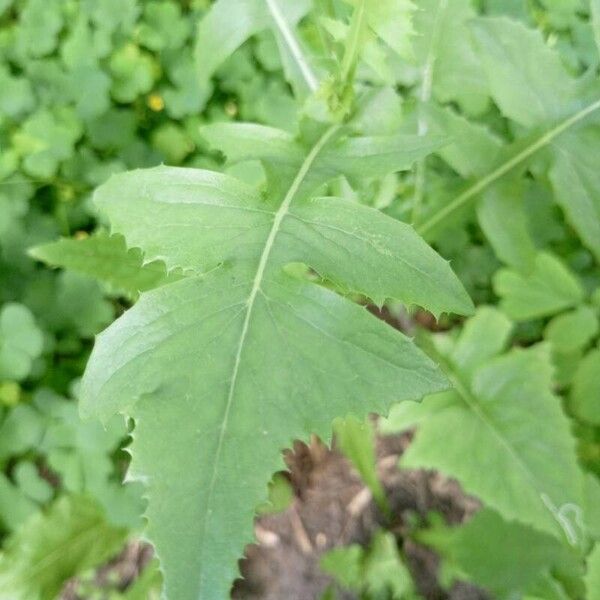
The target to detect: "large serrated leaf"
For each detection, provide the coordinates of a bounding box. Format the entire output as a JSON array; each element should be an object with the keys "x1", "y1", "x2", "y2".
[
  {"x1": 386, "y1": 308, "x2": 585, "y2": 542},
  {"x1": 29, "y1": 233, "x2": 183, "y2": 297},
  {"x1": 81, "y1": 124, "x2": 472, "y2": 599}
]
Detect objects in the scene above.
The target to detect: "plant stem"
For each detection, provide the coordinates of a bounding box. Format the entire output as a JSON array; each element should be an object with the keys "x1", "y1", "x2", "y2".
[
  {"x1": 412, "y1": 0, "x2": 448, "y2": 224},
  {"x1": 339, "y1": 0, "x2": 367, "y2": 87},
  {"x1": 417, "y1": 98, "x2": 600, "y2": 236}
]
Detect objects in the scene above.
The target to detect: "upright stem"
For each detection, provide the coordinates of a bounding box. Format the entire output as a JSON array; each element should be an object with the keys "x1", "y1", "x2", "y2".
[
  {"x1": 417, "y1": 97, "x2": 600, "y2": 236},
  {"x1": 411, "y1": 0, "x2": 448, "y2": 224}
]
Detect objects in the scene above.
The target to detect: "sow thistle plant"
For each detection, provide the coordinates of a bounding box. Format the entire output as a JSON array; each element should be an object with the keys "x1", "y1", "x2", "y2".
[
  {"x1": 78, "y1": 2, "x2": 474, "y2": 598},
  {"x1": 8, "y1": 0, "x2": 600, "y2": 598}
]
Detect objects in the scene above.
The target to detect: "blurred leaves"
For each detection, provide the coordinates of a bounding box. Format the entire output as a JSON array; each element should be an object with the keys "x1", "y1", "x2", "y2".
[{"x1": 0, "y1": 495, "x2": 126, "y2": 600}]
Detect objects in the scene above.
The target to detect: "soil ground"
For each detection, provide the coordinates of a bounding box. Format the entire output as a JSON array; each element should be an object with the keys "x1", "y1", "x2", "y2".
[{"x1": 62, "y1": 430, "x2": 488, "y2": 599}]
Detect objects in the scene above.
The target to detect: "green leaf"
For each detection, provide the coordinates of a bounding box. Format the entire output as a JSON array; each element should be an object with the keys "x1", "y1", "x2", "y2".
[
  {"x1": 80, "y1": 0, "x2": 139, "y2": 37},
  {"x1": 593, "y1": 0, "x2": 600, "y2": 58},
  {"x1": 587, "y1": 544, "x2": 600, "y2": 600},
  {"x1": 0, "y1": 473, "x2": 38, "y2": 532},
  {"x1": 544, "y1": 306, "x2": 599, "y2": 354},
  {"x1": 477, "y1": 179, "x2": 537, "y2": 271},
  {"x1": 321, "y1": 531, "x2": 412, "y2": 598},
  {"x1": 47, "y1": 272, "x2": 114, "y2": 338},
  {"x1": 450, "y1": 306, "x2": 513, "y2": 377},
  {"x1": 162, "y1": 52, "x2": 209, "y2": 119},
  {"x1": 0, "y1": 66, "x2": 35, "y2": 120},
  {"x1": 470, "y1": 17, "x2": 576, "y2": 127},
  {"x1": 419, "y1": 509, "x2": 582, "y2": 599},
  {"x1": 412, "y1": 0, "x2": 490, "y2": 115},
  {"x1": 138, "y1": 1, "x2": 190, "y2": 52},
  {"x1": 361, "y1": 531, "x2": 413, "y2": 598},
  {"x1": 201, "y1": 122, "x2": 447, "y2": 189},
  {"x1": 151, "y1": 123, "x2": 194, "y2": 164},
  {"x1": 0, "y1": 303, "x2": 43, "y2": 382},
  {"x1": 12, "y1": 109, "x2": 83, "y2": 179},
  {"x1": 33, "y1": 390, "x2": 144, "y2": 530},
  {"x1": 392, "y1": 309, "x2": 584, "y2": 541},
  {"x1": 538, "y1": 0, "x2": 583, "y2": 29},
  {"x1": 417, "y1": 100, "x2": 600, "y2": 237},
  {"x1": 0, "y1": 495, "x2": 126, "y2": 600},
  {"x1": 81, "y1": 124, "x2": 470, "y2": 599},
  {"x1": 109, "y1": 44, "x2": 156, "y2": 103},
  {"x1": 571, "y1": 348, "x2": 600, "y2": 426},
  {"x1": 16, "y1": 0, "x2": 64, "y2": 59},
  {"x1": 13, "y1": 461, "x2": 53, "y2": 504},
  {"x1": 549, "y1": 128, "x2": 600, "y2": 264},
  {"x1": 30, "y1": 233, "x2": 183, "y2": 298},
  {"x1": 494, "y1": 253, "x2": 584, "y2": 321},
  {"x1": 0, "y1": 404, "x2": 44, "y2": 461},
  {"x1": 195, "y1": 0, "x2": 315, "y2": 93},
  {"x1": 67, "y1": 67, "x2": 112, "y2": 122},
  {"x1": 334, "y1": 416, "x2": 388, "y2": 515},
  {"x1": 321, "y1": 544, "x2": 364, "y2": 590}
]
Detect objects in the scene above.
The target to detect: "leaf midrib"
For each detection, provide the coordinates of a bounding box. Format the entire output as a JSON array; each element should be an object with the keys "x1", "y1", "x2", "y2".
[
  {"x1": 433, "y1": 349, "x2": 562, "y2": 536},
  {"x1": 198, "y1": 123, "x2": 341, "y2": 580},
  {"x1": 265, "y1": 0, "x2": 318, "y2": 92}
]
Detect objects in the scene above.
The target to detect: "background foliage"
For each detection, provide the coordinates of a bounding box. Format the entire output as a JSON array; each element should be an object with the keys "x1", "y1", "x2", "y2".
[{"x1": 1, "y1": 0, "x2": 600, "y2": 598}]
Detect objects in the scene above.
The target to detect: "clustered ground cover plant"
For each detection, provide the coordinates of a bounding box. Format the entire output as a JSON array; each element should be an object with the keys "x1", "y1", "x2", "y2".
[{"x1": 1, "y1": 0, "x2": 600, "y2": 599}]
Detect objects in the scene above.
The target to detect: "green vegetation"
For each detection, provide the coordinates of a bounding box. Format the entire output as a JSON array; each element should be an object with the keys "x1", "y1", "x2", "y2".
[{"x1": 1, "y1": 0, "x2": 600, "y2": 599}]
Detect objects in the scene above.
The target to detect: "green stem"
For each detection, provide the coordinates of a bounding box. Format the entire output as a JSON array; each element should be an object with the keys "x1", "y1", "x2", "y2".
[
  {"x1": 417, "y1": 98, "x2": 600, "y2": 236},
  {"x1": 339, "y1": 0, "x2": 367, "y2": 87},
  {"x1": 411, "y1": 0, "x2": 448, "y2": 224}
]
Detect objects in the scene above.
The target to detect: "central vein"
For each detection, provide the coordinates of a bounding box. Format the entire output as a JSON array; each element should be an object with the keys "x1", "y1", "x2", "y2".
[
  {"x1": 265, "y1": 0, "x2": 319, "y2": 93},
  {"x1": 201, "y1": 123, "x2": 340, "y2": 549},
  {"x1": 417, "y1": 97, "x2": 600, "y2": 235}
]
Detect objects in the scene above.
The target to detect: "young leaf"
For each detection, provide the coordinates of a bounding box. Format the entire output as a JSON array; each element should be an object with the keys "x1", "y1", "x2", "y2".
[
  {"x1": 423, "y1": 104, "x2": 502, "y2": 179},
  {"x1": 321, "y1": 531, "x2": 413, "y2": 598},
  {"x1": 391, "y1": 309, "x2": 584, "y2": 541},
  {"x1": 419, "y1": 509, "x2": 582, "y2": 599},
  {"x1": 411, "y1": 0, "x2": 489, "y2": 115},
  {"x1": 81, "y1": 125, "x2": 471, "y2": 599},
  {"x1": 0, "y1": 495, "x2": 125, "y2": 600},
  {"x1": 334, "y1": 415, "x2": 388, "y2": 515},
  {"x1": 417, "y1": 102, "x2": 600, "y2": 237},
  {"x1": 29, "y1": 233, "x2": 183, "y2": 298},
  {"x1": 494, "y1": 253, "x2": 584, "y2": 321},
  {"x1": 470, "y1": 17, "x2": 576, "y2": 127},
  {"x1": 341, "y1": 0, "x2": 416, "y2": 66}
]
